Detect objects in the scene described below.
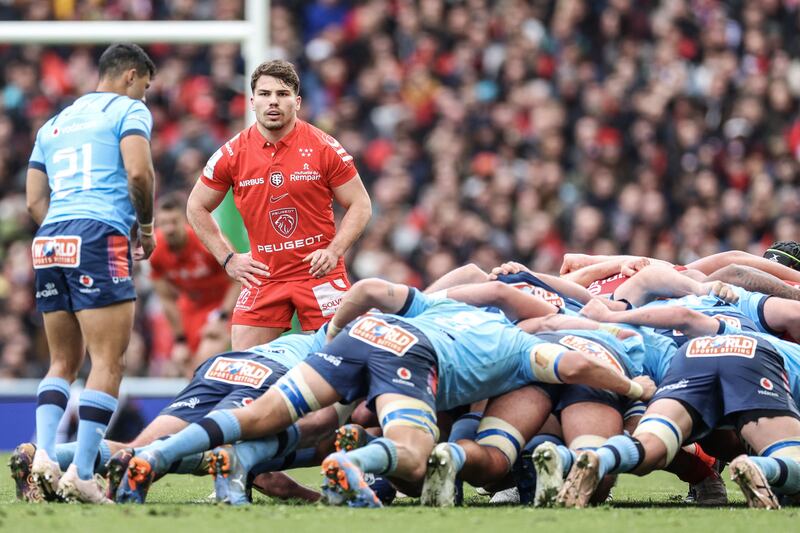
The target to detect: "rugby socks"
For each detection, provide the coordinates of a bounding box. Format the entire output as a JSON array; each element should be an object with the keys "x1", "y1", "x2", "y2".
[
  {"x1": 449, "y1": 412, "x2": 482, "y2": 442},
  {"x1": 234, "y1": 425, "x2": 301, "y2": 473},
  {"x1": 54, "y1": 440, "x2": 111, "y2": 474},
  {"x1": 750, "y1": 457, "x2": 800, "y2": 494},
  {"x1": 554, "y1": 445, "x2": 576, "y2": 477},
  {"x1": 252, "y1": 447, "x2": 318, "y2": 476},
  {"x1": 143, "y1": 410, "x2": 241, "y2": 473},
  {"x1": 74, "y1": 389, "x2": 117, "y2": 480},
  {"x1": 346, "y1": 438, "x2": 399, "y2": 475},
  {"x1": 35, "y1": 377, "x2": 70, "y2": 459},
  {"x1": 596, "y1": 435, "x2": 642, "y2": 479},
  {"x1": 516, "y1": 434, "x2": 565, "y2": 504},
  {"x1": 167, "y1": 452, "x2": 206, "y2": 475},
  {"x1": 446, "y1": 442, "x2": 467, "y2": 472}
]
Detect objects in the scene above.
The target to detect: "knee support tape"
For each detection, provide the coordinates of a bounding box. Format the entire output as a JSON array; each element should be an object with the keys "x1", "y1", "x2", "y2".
[
  {"x1": 570, "y1": 434, "x2": 608, "y2": 450},
  {"x1": 476, "y1": 416, "x2": 526, "y2": 466},
  {"x1": 378, "y1": 398, "x2": 439, "y2": 441},
  {"x1": 761, "y1": 438, "x2": 800, "y2": 461},
  {"x1": 275, "y1": 368, "x2": 322, "y2": 422},
  {"x1": 633, "y1": 415, "x2": 683, "y2": 464}
]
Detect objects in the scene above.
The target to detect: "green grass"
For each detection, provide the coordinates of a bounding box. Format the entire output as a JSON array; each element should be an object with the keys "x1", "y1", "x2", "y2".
[{"x1": 1, "y1": 452, "x2": 798, "y2": 532}]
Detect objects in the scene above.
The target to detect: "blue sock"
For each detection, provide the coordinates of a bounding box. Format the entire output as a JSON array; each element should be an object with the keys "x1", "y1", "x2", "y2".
[
  {"x1": 751, "y1": 456, "x2": 800, "y2": 495},
  {"x1": 35, "y1": 377, "x2": 70, "y2": 459},
  {"x1": 449, "y1": 412, "x2": 482, "y2": 442},
  {"x1": 74, "y1": 389, "x2": 117, "y2": 480},
  {"x1": 346, "y1": 438, "x2": 398, "y2": 475},
  {"x1": 55, "y1": 440, "x2": 111, "y2": 474},
  {"x1": 447, "y1": 442, "x2": 466, "y2": 472},
  {"x1": 143, "y1": 410, "x2": 241, "y2": 472},
  {"x1": 555, "y1": 445, "x2": 576, "y2": 477},
  {"x1": 167, "y1": 452, "x2": 205, "y2": 475},
  {"x1": 234, "y1": 438, "x2": 280, "y2": 473},
  {"x1": 55, "y1": 442, "x2": 77, "y2": 471},
  {"x1": 595, "y1": 435, "x2": 641, "y2": 478},
  {"x1": 251, "y1": 447, "x2": 317, "y2": 475}
]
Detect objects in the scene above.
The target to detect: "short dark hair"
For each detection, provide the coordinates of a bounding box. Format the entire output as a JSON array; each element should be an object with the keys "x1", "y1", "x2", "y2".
[
  {"x1": 99, "y1": 43, "x2": 156, "y2": 80},
  {"x1": 250, "y1": 60, "x2": 299, "y2": 94},
  {"x1": 764, "y1": 240, "x2": 800, "y2": 271},
  {"x1": 157, "y1": 191, "x2": 187, "y2": 212}
]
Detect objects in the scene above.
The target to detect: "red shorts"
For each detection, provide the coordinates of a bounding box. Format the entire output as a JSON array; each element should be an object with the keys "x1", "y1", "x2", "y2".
[
  {"x1": 232, "y1": 269, "x2": 350, "y2": 330},
  {"x1": 181, "y1": 301, "x2": 218, "y2": 352}
]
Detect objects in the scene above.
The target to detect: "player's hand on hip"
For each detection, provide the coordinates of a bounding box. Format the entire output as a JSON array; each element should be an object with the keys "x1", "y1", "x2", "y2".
[
  {"x1": 134, "y1": 232, "x2": 156, "y2": 261},
  {"x1": 303, "y1": 248, "x2": 338, "y2": 278},
  {"x1": 226, "y1": 252, "x2": 270, "y2": 289}
]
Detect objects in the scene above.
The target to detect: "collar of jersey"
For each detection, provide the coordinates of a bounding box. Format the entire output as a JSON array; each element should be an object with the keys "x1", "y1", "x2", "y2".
[{"x1": 253, "y1": 119, "x2": 303, "y2": 149}]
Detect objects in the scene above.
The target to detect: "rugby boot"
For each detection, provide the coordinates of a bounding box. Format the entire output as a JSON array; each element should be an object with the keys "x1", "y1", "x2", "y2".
[
  {"x1": 693, "y1": 467, "x2": 728, "y2": 506},
  {"x1": 730, "y1": 455, "x2": 780, "y2": 510},
  {"x1": 320, "y1": 452, "x2": 382, "y2": 508},
  {"x1": 31, "y1": 447, "x2": 63, "y2": 502},
  {"x1": 115, "y1": 455, "x2": 155, "y2": 504},
  {"x1": 532, "y1": 441, "x2": 564, "y2": 507},
  {"x1": 57, "y1": 464, "x2": 112, "y2": 504},
  {"x1": 104, "y1": 448, "x2": 134, "y2": 501},
  {"x1": 420, "y1": 443, "x2": 458, "y2": 507},
  {"x1": 9, "y1": 443, "x2": 44, "y2": 502},
  {"x1": 334, "y1": 424, "x2": 369, "y2": 452},
  {"x1": 556, "y1": 450, "x2": 600, "y2": 508},
  {"x1": 210, "y1": 446, "x2": 251, "y2": 506}
]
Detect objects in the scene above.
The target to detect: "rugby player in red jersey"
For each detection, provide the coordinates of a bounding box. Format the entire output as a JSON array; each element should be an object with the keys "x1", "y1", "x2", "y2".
[
  {"x1": 187, "y1": 60, "x2": 371, "y2": 349},
  {"x1": 149, "y1": 192, "x2": 238, "y2": 375}
]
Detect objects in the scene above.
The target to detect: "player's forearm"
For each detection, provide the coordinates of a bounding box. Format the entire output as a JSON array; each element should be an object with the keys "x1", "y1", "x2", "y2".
[
  {"x1": 706, "y1": 264, "x2": 800, "y2": 301},
  {"x1": 186, "y1": 203, "x2": 235, "y2": 264},
  {"x1": 535, "y1": 273, "x2": 594, "y2": 304},
  {"x1": 561, "y1": 259, "x2": 625, "y2": 287},
  {"x1": 327, "y1": 198, "x2": 371, "y2": 257},
  {"x1": 613, "y1": 265, "x2": 703, "y2": 306},
  {"x1": 329, "y1": 279, "x2": 408, "y2": 330},
  {"x1": 558, "y1": 351, "x2": 642, "y2": 399},
  {"x1": 128, "y1": 171, "x2": 155, "y2": 225},
  {"x1": 519, "y1": 313, "x2": 600, "y2": 333},
  {"x1": 600, "y1": 306, "x2": 718, "y2": 337},
  {"x1": 27, "y1": 198, "x2": 49, "y2": 226},
  {"x1": 447, "y1": 282, "x2": 558, "y2": 321}
]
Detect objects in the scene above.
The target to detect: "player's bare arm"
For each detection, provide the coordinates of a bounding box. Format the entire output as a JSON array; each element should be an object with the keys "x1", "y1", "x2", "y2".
[
  {"x1": 121, "y1": 134, "x2": 156, "y2": 260},
  {"x1": 706, "y1": 264, "x2": 800, "y2": 301},
  {"x1": 613, "y1": 264, "x2": 738, "y2": 307},
  {"x1": 25, "y1": 167, "x2": 50, "y2": 226},
  {"x1": 579, "y1": 298, "x2": 722, "y2": 337},
  {"x1": 304, "y1": 174, "x2": 372, "y2": 278},
  {"x1": 686, "y1": 249, "x2": 800, "y2": 282},
  {"x1": 187, "y1": 180, "x2": 269, "y2": 289},
  {"x1": 326, "y1": 279, "x2": 411, "y2": 340},
  {"x1": 445, "y1": 281, "x2": 559, "y2": 321}
]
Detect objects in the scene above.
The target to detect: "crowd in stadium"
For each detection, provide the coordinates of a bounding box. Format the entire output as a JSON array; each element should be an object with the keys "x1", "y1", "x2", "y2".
[{"x1": 3, "y1": 0, "x2": 800, "y2": 378}]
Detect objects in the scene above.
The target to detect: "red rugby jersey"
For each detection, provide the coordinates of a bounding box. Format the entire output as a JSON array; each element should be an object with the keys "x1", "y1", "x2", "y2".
[
  {"x1": 149, "y1": 225, "x2": 230, "y2": 308},
  {"x1": 587, "y1": 264, "x2": 688, "y2": 297},
  {"x1": 200, "y1": 120, "x2": 357, "y2": 281}
]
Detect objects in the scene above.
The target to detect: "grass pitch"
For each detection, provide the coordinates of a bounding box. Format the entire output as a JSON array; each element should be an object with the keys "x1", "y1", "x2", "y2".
[{"x1": 1, "y1": 452, "x2": 798, "y2": 532}]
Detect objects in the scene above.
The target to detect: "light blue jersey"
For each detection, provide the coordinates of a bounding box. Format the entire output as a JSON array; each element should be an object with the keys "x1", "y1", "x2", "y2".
[
  {"x1": 29, "y1": 92, "x2": 153, "y2": 236},
  {"x1": 638, "y1": 327, "x2": 680, "y2": 385},
  {"x1": 729, "y1": 286, "x2": 775, "y2": 335},
  {"x1": 389, "y1": 289, "x2": 555, "y2": 410},
  {"x1": 248, "y1": 327, "x2": 327, "y2": 370}
]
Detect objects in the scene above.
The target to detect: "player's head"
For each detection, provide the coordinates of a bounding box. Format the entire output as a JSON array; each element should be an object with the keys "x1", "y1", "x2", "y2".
[
  {"x1": 250, "y1": 60, "x2": 301, "y2": 132},
  {"x1": 156, "y1": 191, "x2": 188, "y2": 248},
  {"x1": 764, "y1": 240, "x2": 800, "y2": 271},
  {"x1": 98, "y1": 43, "x2": 155, "y2": 101}
]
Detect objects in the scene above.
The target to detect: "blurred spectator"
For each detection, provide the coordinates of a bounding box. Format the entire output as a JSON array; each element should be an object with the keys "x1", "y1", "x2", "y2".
[{"x1": 2, "y1": 0, "x2": 800, "y2": 376}]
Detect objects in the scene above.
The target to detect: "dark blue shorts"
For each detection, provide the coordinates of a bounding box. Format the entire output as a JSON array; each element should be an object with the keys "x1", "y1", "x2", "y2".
[
  {"x1": 32, "y1": 219, "x2": 135, "y2": 313},
  {"x1": 304, "y1": 316, "x2": 438, "y2": 410},
  {"x1": 653, "y1": 334, "x2": 800, "y2": 441},
  {"x1": 159, "y1": 351, "x2": 288, "y2": 423}
]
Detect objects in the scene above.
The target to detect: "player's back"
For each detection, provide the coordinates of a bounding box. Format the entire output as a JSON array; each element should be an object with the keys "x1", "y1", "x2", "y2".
[
  {"x1": 248, "y1": 327, "x2": 328, "y2": 370},
  {"x1": 31, "y1": 92, "x2": 152, "y2": 236}
]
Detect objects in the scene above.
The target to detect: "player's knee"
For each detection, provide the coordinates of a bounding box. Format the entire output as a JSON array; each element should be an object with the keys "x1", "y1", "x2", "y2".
[
  {"x1": 275, "y1": 368, "x2": 322, "y2": 422},
  {"x1": 378, "y1": 399, "x2": 439, "y2": 442},
  {"x1": 633, "y1": 415, "x2": 684, "y2": 465},
  {"x1": 570, "y1": 434, "x2": 608, "y2": 450},
  {"x1": 475, "y1": 416, "x2": 525, "y2": 470}
]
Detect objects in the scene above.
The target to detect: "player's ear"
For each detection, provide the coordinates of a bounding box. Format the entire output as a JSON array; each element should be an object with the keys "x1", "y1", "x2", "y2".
[
  {"x1": 295, "y1": 95, "x2": 302, "y2": 110},
  {"x1": 250, "y1": 95, "x2": 255, "y2": 111},
  {"x1": 125, "y1": 68, "x2": 137, "y2": 86}
]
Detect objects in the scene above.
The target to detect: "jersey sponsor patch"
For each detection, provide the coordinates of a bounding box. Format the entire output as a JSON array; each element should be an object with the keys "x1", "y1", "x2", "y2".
[
  {"x1": 312, "y1": 278, "x2": 348, "y2": 317},
  {"x1": 348, "y1": 316, "x2": 418, "y2": 356},
  {"x1": 558, "y1": 335, "x2": 625, "y2": 374},
  {"x1": 204, "y1": 357, "x2": 273, "y2": 388},
  {"x1": 510, "y1": 282, "x2": 565, "y2": 308},
  {"x1": 32, "y1": 236, "x2": 82, "y2": 269},
  {"x1": 235, "y1": 286, "x2": 260, "y2": 311},
  {"x1": 685, "y1": 335, "x2": 757, "y2": 358},
  {"x1": 270, "y1": 207, "x2": 298, "y2": 238}
]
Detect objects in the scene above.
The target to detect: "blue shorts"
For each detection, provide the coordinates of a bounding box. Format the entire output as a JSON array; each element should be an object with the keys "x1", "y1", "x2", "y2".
[
  {"x1": 304, "y1": 316, "x2": 438, "y2": 410},
  {"x1": 159, "y1": 351, "x2": 288, "y2": 423},
  {"x1": 32, "y1": 219, "x2": 135, "y2": 313},
  {"x1": 653, "y1": 334, "x2": 800, "y2": 441},
  {"x1": 535, "y1": 332, "x2": 630, "y2": 416}
]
